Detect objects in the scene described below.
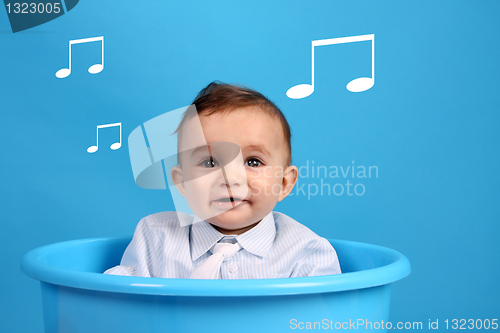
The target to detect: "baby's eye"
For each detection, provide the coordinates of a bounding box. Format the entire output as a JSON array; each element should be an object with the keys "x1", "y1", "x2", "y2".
[
  {"x1": 200, "y1": 158, "x2": 218, "y2": 168},
  {"x1": 245, "y1": 158, "x2": 262, "y2": 168}
]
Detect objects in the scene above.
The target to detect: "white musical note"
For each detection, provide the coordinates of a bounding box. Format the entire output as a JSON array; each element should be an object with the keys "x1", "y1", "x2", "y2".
[
  {"x1": 56, "y1": 36, "x2": 104, "y2": 79},
  {"x1": 87, "y1": 122, "x2": 121, "y2": 153},
  {"x1": 286, "y1": 34, "x2": 375, "y2": 99}
]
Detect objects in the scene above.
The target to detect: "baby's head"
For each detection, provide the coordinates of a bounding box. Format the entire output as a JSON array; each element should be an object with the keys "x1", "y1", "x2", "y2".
[{"x1": 171, "y1": 82, "x2": 298, "y2": 235}]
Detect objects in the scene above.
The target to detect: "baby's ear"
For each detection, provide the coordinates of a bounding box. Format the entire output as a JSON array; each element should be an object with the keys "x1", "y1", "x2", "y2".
[
  {"x1": 278, "y1": 165, "x2": 298, "y2": 202},
  {"x1": 170, "y1": 166, "x2": 186, "y2": 197}
]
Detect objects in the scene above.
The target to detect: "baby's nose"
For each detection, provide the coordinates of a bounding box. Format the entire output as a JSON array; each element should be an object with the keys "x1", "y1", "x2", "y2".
[{"x1": 220, "y1": 165, "x2": 246, "y2": 187}]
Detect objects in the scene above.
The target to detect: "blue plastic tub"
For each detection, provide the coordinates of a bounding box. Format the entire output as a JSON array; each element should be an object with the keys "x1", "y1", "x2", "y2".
[{"x1": 21, "y1": 237, "x2": 410, "y2": 333}]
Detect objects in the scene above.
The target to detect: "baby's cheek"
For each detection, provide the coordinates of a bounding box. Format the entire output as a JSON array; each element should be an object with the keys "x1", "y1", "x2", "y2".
[
  {"x1": 185, "y1": 177, "x2": 213, "y2": 203},
  {"x1": 247, "y1": 176, "x2": 264, "y2": 196},
  {"x1": 249, "y1": 176, "x2": 282, "y2": 197},
  {"x1": 184, "y1": 184, "x2": 204, "y2": 209}
]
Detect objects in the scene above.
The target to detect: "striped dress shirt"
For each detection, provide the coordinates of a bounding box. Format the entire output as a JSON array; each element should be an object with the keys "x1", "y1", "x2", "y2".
[{"x1": 104, "y1": 211, "x2": 341, "y2": 279}]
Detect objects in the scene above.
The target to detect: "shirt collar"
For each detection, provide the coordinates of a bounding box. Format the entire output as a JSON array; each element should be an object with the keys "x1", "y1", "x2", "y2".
[
  {"x1": 189, "y1": 212, "x2": 276, "y2": 261},
  {"x1": 235, "y1": 212, "x2": 276, "y2": 258},
  {"x1": 190, "y1": 216, "x2": 224, "y2": 262}
]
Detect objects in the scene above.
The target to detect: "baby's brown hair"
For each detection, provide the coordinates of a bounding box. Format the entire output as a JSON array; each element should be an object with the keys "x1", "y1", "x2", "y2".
[{"x1": 176, "y1": 81, "x2": 292, "y2": 165}]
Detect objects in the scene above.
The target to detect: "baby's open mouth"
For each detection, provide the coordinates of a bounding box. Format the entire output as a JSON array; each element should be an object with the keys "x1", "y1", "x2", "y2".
[
  {"x1": 216, "y1": 197, "x2": 242, "y2": 202},
  {"x1": 212, "y1": 196, "x2": 246, "y2": 208}
]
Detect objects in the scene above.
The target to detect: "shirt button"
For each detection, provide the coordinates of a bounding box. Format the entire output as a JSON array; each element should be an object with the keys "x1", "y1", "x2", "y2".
[{"x1": 229, "y1": 264, "x2": 238, "y2": 273}]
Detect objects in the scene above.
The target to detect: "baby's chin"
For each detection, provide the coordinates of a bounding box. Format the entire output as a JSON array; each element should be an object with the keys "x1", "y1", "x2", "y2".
[
  {"x1": 204, "y1": 206, "x2": 261, "y2": 234},
  {"x1": 205, "y1": 208, "x2": 251, "y2": 226},
  {"x1": 207, "y1": 218, "x2": 261, "y2": 235}
]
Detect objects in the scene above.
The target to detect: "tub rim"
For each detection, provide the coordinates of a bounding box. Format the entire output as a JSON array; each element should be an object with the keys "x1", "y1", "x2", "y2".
[{"x1": 21, "y1": 237, "x2": 411, "y2": 297}]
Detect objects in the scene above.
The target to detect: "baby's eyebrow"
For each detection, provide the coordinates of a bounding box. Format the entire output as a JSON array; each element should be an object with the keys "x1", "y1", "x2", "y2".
[
  {"x1": 188, "y1": 145, "x2": 211, "y2": 158},
  {"x1": 244, "y1": 144, "x2": 270, "y2": 157}
]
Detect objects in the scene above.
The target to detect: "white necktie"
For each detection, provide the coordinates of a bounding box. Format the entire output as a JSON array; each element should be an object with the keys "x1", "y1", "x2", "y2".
[{"x1": 190, "y1": 241, "x2": 242, "y2": 279}]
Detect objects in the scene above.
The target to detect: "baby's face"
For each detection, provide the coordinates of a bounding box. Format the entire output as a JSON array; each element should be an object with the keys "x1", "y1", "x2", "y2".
[{"x1": 171, "y1": 106, "x2": 297, "y2": 234}]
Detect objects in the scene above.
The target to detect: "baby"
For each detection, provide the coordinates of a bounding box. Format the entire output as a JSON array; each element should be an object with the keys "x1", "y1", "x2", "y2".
[{"x1": 105, "y1": 82, "x2": 341, "y2": 279}]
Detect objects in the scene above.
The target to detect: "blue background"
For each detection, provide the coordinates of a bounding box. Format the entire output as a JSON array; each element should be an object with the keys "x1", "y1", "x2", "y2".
[{"x1": 1, "y1": 1, "x2": 499, "y2": 331}]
